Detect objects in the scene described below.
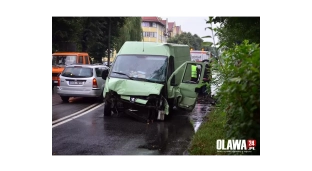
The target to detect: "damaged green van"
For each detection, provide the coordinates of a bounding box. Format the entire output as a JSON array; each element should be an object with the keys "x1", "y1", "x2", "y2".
[{"x1": 101, "y1": 41, "x2": 206, "y2": 122}]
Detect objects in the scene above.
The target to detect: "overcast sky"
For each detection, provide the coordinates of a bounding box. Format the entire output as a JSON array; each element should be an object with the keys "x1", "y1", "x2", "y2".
[{"x1": 159, "y1": 16, "x2": 219, "y2": 43}]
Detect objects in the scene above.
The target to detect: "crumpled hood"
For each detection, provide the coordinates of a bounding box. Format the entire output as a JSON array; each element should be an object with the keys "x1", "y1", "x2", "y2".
[{"x1": 107, "y1": 77, "x2": 164, "y2": 96}]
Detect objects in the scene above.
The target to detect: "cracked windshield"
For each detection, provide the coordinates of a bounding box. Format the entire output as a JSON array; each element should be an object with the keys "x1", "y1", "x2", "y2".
[
  {"x1": 111, "y1": 55, "x2": 168, "y2": 82},
  {"x1": 52, "y1": 16, "x2": 260, "y2": 157}
]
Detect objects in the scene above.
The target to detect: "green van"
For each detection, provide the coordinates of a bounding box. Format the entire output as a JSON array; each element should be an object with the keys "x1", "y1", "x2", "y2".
[{"x1": 101, "y1": 41, "x2": 206, "y2": 122}]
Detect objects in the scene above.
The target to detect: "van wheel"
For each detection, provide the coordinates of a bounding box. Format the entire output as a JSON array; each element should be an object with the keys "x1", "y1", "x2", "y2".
[
  {"x1": 104, "y1": 102, "x2": 112, "y2": 116},
  {"x1": 61, "y1": 96, "x2": 69, "y2": 102}
]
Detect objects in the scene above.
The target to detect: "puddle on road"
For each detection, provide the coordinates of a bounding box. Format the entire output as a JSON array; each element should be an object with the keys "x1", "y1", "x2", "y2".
[
  {"x1": 189, "y1": 103, "x2": 211, "y2": 132},
  {"x1": 193, "y1": 122, "x2": 201, "y2": 132}
]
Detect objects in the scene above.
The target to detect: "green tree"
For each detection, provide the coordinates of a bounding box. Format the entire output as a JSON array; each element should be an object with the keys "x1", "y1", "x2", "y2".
[
  {"x1": 52, "y1": 17, "x2": 126, "y2": 62},
  {"x1": 167, "y1": 32, "x2": 203, "y2": 50},
  {"x1": 52, "y1": 17, "x2": 83, "y2": 52},
  {"x1": 80, "y1": 17, "x2": 126, "y2": 62},
  {"x1": 115, "y1": 17, "x2": 143, "y2": 52},
  {"x1": 213, "y1": 17, "x2": 260, "y2": 48}
]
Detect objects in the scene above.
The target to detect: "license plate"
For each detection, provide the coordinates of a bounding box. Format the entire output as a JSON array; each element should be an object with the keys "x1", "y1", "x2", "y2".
[
  {"x1": 54, "y1": 81, "x2": 58, "y2": 83},
  {"x1": 69, "y1": 81, "x2": 83, "y2": 85}
]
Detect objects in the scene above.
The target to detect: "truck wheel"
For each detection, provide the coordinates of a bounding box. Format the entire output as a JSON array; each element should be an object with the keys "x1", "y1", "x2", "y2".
[
  {"x1": 104, "y1": 102, "x2": 112, "y2": 116},
  {"x1": 61, "y1": 96, "x2": 69, "y2": 102}
]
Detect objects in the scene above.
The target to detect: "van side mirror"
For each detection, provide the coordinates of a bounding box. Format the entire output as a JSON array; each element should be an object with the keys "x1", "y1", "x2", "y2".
[
  {"x1": 101, "y1": 69, "x2": 109, "y2": 80},
  {"x1": 170, "y1": 75, "x2": 178, "y2": 86}
]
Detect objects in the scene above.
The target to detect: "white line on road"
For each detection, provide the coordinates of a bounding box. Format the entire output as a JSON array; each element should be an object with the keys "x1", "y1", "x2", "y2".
[
  {"x1": 52, "y1": 103, "x2": 104, "y2": 128},
  {"x1": 52, "y1": 103, "x2": 99, "y2": 124}
]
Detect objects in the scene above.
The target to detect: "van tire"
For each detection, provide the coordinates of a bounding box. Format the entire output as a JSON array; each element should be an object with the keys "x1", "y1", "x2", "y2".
[
  {"x1": 61, "y1": 96, "x2": 69, "y2": 102},
  {"x1": 104, "y1": 102, "x2": 111, "y2": 116}
]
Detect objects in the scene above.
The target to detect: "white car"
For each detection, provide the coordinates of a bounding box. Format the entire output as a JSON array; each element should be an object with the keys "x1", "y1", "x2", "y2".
[{"x1": 56, "y1": 64, "x2": 109, "y2": 102}]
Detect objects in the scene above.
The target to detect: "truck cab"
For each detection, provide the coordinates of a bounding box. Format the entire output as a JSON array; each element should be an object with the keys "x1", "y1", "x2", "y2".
[{"x1": 52, "y1": 52, "x2": 91, "y2": 87}]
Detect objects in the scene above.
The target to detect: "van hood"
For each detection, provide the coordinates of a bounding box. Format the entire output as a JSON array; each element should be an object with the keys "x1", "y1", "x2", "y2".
[{"x1": 107, "y1": 77, "x2": 164, "y2": 96}]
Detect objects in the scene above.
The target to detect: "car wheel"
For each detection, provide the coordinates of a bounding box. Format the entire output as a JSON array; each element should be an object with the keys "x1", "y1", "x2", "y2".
[
  {"x1": 61, "y1": 96, "x2": 69, "y2": 102},
  {"x1": 104, "y1": 101, "x2": 111, "y2": 116}
]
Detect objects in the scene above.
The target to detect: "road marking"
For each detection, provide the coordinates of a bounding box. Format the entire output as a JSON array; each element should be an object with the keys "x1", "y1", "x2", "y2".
[
  {"x1": 52, "y1": 103, "x2": 104, "y2": 128},
  {"x1": 52, "y1": 103, "x2": 99, "y2": 124}
]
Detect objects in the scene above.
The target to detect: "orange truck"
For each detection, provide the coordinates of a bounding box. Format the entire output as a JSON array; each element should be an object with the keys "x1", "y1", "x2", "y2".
[{"x1": 52, "y1": 52, "x2": 91, "y2": 87}]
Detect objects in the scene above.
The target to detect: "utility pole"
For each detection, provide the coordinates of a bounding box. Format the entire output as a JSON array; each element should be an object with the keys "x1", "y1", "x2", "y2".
[{"x1": 107, "y1": 18, "x2": 111, "y2": 65}]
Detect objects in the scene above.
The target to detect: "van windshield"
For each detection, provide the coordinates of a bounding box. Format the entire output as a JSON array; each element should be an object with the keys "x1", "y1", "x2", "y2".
[
  {"x1": 111, "y1": 55, "x2": 168, "y2": 83},
  {"x1": 52, "y1": 55, "x2": 77, "y2": 66}
]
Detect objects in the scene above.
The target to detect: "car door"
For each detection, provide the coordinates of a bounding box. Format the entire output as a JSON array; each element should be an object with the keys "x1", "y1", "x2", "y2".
[{"x1": 167, "y1": 61, "x2": 205, "y2": 111}]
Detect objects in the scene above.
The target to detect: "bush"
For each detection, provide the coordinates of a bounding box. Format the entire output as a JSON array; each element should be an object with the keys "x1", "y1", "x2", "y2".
[
  {"x1": 188, "y1": 109, "x2": 227, "y2": 155},
  {"x1": 188, "y1": 40, "x2": 260, "y2": 155},
  {"x1": 212, "y1": 40, "x2": 260, "y2": 155}
]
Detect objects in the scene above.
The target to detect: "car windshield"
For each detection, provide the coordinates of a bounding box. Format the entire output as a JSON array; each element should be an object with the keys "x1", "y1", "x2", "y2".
[
  {"x1": 110, "y1": 55, "x2": 168, "y2": 83},
  {"x1": 61, "y1": 67, "x2": 93, "y2": 78},
  {"x1": 52, "y1": 55, "x2": 77, "y2": 66}
]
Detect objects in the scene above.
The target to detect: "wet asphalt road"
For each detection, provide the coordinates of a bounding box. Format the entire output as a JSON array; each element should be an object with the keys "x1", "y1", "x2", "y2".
[
  {"x1": 52, "y1": 87, "x2": 211, "y2": 155},
  {"x1": 52, "y1": 87, "x2": 101, "y2": 121}
]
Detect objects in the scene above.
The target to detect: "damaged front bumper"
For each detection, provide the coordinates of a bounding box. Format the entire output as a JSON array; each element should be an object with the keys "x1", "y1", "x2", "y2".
[{"x1": 105, "y1": 91, "x2": 169, "y2": 122}]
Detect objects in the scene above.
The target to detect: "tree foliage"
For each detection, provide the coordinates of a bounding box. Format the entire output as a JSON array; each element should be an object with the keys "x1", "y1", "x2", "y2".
[
  {"x1": 204, "y1": 16, "x2": 260, "y2": 155},
  {"x1": 52, "y1": 17, "x2": 127, "y2": 62},
  {"x1": 167, "y1": 32, "x2": 203, "y2": 50},
  {"x1": 52, "y1": 17, "x2": 83, "y2": 52},
  {"x1": 211, "y1": 41, "x2": 260, "y2": 155},
  {"x1": 213, "y1": 17, "x2": 260, "y2": 48},
  {"x1": 115, "y1": 17, "x2": 143, "y2": 52}
]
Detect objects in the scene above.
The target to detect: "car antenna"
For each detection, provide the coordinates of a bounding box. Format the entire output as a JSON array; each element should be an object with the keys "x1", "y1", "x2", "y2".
[{"x1": 142, "y1": 32, "x2": 144, "y2": 52}]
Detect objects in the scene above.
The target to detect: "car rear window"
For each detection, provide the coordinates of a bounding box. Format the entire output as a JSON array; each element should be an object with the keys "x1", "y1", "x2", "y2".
[{"x1": 61, "y1": 67, "x2": 93, "y2": 78}]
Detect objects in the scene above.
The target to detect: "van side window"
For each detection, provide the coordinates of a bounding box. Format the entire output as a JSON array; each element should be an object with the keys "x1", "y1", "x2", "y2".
[
  {"x1": 78, "y1": 56, "x2": 83, "y2": 64},
  {"x1": 84, "y1": 56, "x2": 89, "y2": 64},
  {"x1": 95, "y1": 68, "x2": 102, "y2": 77}
]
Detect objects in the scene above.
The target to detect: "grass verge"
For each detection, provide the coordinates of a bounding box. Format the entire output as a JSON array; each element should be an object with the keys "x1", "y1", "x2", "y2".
[{"x1": 188, "y1": 108, "x2": 227, "y2": 155}]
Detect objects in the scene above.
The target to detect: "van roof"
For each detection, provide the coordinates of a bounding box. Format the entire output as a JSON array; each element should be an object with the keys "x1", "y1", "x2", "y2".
[
  {"x1": 52, "y1": 52, "x2": 89, "y2": 56},
  {"x1": 118, "y1": 41, "x2": 190, "y2": 57}
]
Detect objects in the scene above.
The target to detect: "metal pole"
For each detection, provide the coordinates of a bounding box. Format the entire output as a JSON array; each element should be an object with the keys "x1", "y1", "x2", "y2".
[{"x1": 107, "y1": 18, "x2": 111, "y2": 64}]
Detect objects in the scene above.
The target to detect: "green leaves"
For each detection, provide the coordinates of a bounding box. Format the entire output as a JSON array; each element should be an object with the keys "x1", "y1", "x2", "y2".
[
  {"x1": 229, "y1": 77, "x2": 241, "y2": 83},
  {"x1": 205, "y1": 27, "x2": 212, "y2": 31},
  {"x1": 201, "y1": 35, "x2": 212, "y2": 38},
  {"x1": 212, "y1": 17, "x2": 260, "y2": 49},
  {"x1": 202, "y1": 42, "x2": 213, "y2": 47},
  {"x1": 167, "y1": 32, "x2": 204, "y2": 50},
  {"x1": 212, "y1": 41, "x2": 260, "y2": 155},
  {"x1": 53, "y1": 17, "x2": 127, "y2": 60}
]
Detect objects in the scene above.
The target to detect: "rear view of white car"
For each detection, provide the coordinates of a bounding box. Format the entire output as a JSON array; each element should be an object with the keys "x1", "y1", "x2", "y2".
[{"x1": 56, "y1": 65, "x2": 109, "y2": 102}]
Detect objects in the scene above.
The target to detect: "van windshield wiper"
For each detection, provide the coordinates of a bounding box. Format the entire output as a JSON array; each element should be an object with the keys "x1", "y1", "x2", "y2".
[
  {"x1": 112, "y1": 72, "x2": 133, "y2": 80},
  {"x1": 131, "y1": 77, "x2": 162, "y2": 83}
]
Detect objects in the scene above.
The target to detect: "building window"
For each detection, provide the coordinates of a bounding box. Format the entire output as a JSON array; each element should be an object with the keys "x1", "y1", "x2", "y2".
[
  {"x1": 142, "y1": 22, "x2": 149, "y2": 27},
  {"x1": 143, "y1": 32, "x2": 157, "y2": 37},
  {"x1": 152, "y1": 23, "x2": 156, "y2": 27}
]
